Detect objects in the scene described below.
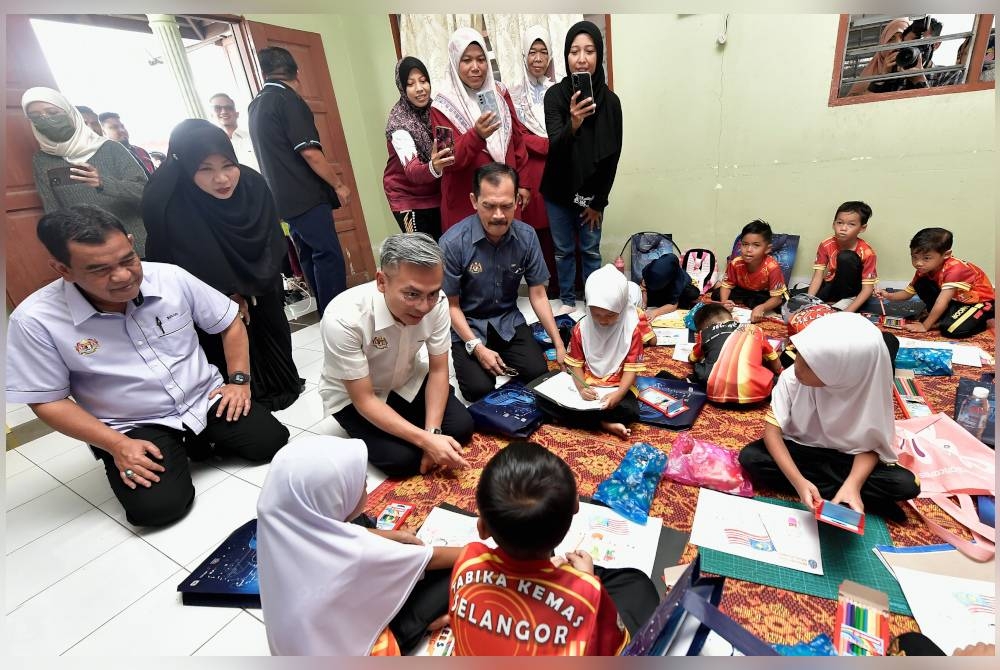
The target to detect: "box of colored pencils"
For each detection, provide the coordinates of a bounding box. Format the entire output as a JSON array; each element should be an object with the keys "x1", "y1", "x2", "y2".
[
  {"x1": 636, "y1": 386, "x2": 687, "y2": 418},
  {"x1": 892, "y1": 370, "x2": 934, "y2": 418},
  {"x1": 834, "y1": 581, "x2": 889, "y2": 656}
]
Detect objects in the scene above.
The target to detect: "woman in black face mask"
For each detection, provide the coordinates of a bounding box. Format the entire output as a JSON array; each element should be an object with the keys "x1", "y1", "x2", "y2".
[{"x1": 21, "y1": 87, "x2": 149, "y2": 256}]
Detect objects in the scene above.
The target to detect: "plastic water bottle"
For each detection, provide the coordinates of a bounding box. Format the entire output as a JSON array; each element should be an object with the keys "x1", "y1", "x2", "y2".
[{"x1": 956, "y1": 386, "x2": 990, "y2": 441}]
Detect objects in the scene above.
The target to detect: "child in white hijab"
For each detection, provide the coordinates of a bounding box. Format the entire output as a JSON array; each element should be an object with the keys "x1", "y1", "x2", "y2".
[
  {"x1": 540, "y1": 264, "x2": 655, "y2": 439},
  {"x1": 256, "y1": 435, "x2": 458, "y2": 656},
  {"x1": 739, "y1": 312, "x2": 919, "y2": 522}
]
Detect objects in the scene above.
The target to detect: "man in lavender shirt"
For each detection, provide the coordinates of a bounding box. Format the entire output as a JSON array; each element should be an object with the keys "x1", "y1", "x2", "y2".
[{"x1": 6, "y1": 205, "x2": 289, "y2": 526}]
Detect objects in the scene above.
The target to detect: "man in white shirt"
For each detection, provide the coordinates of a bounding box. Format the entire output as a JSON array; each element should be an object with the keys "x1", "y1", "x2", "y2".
[
  {"x1": 209, "y1": 92, "x2": 259, "y2": 171},
  {"x1": 6, "y1": 204, "x2": 289, "y2": 526},
  {"x1": 320, "y1": 233, "x2": 473, "y2": 478}
]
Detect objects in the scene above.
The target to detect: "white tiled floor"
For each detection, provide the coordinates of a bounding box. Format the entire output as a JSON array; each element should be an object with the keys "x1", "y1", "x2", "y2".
[
  {"x1": 3, "y1": 297, "x2": 550, "y2": 656},
  {"x1": 3, "y1": 333, "x2": 387, "y2": 657}
]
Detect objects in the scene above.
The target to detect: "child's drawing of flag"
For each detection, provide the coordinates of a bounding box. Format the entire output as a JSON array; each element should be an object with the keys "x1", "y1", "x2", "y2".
[
  {"x1": 724, "y1": 528, "x2": 775, "y2": 552},
  {"x1": 590, "y1": 515, "x2": 630, "y2": 535},
  {"x1": 953, "y1": 592, "x2": 994, "y2": 616}
]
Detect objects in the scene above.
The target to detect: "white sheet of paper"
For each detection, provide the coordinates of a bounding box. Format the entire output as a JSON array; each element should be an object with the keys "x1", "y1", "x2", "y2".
[
  {"x1": 568, "y1": 310, "x2": 587, "y2": 322},
  {"x1": 655, "y1": 327, "x2": 689, "y2": 346},
  {"x1": 950, "y1": 345, "x2": 984, "y2": 367},
  {"x1": 731, "y1": 307, "x2": 752, "y2": 324},
  {"x1": 532, "y1": 371, "x2": 617, "y2": 410},
  {"x1": 416, "y1": 506, "x2": 496, "y2": 549},
  {"x1": 892, "y1": 567, "x2": 996, "y2": 653},
  {"x1": 553, "y1": 501, "x2": 663, "y2": 577},
  {"x1": 673, "y1": 342, "x2": 695, "y2": 362},
  {"x1": 690, "y1": 488, "x2": 824, "y2": 575}
]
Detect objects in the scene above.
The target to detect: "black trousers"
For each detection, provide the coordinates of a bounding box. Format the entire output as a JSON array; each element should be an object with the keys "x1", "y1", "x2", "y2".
[
  {"x1": 594, "y1": 566, "x2": 661, "y2": 636},
  {"x1": 393, "y1": 208, "x2": 442, "y2": 242},
  {"x1": 739, "y1": 438, "x2": 920, "y2": 518},
  {"x1": 333, "y1": 378, "x2": 474, "y2": 478},
  {"x1": 451, "y1": 323, "x2": 550, "y2": 402},
  {"x1": 537, "y1": 389, "x2": 640, "y2": 429},
  {"x1": 389, "y1": 568, "x2": 452, "y2": 653},
  {"x1": 913, "y1": 276, "x2": 994, "y2": 339},
  {"x1": 95, "y1": 404, "x2": 289, "y2": 527},
  {"x1": 710, "y1": 285, "x2": 778, "y2": 308},
  {"x1": 816, "y1": 250, "x2": 862, "y2": 302},
  {"x1": 197, "y1": 277, "x2": 302, "y2": 412}
]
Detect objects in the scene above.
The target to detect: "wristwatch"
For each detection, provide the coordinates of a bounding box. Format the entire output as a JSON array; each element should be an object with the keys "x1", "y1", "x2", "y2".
[
  {"x1": 465, "y1": 338, "x2": 482, "y2": 356},
  {"x1": 429, "y1": 427, "x2": 443, "y2": 435},
  {"x1": 229, "y1": 371, "x2": 251, "y2": 385}
]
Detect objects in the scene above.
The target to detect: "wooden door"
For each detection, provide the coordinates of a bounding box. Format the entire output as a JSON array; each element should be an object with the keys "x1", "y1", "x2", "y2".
[
  {"x1": 243, "y1": 21, "x2": 376, "y2": 287},
  {"x1": 5, "y1": 15, "x2": 61, "y2": 307}
]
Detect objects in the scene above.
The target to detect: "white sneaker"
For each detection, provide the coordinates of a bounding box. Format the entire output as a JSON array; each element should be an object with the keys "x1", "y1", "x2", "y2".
[{"x1": 554, "y1": 304, "x2": 577, "y2": 316}]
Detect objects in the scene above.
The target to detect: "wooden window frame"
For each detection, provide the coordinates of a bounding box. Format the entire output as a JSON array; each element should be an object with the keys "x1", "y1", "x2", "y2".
[
  {"x1": 829, "y1": 13, "x2": 994, "y2": 107},
  {"x1": 388, "y1": 14, "x2": 615, "y2": 89}
]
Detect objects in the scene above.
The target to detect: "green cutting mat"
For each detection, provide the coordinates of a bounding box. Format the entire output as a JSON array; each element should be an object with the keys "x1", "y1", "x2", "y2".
[{"x1": 699, "y1": 497, "x2": 911, "y2": 616}]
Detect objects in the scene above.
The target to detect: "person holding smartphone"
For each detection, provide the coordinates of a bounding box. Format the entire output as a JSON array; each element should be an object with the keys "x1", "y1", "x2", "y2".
[
  {"x1": 430, "y1": 27, "x2": 532, "y2": 232},
  {"x1": 541, "y1": 21, "x2": 623, "y2": 315},
  {"x1": 509, "y1": 25, "x2": 561, "y2": 297},
  {"x1": 382, "y1": 57, "x2": 455, "y2": 241},
  {"x1": 22, "y1": 87, "x2": 149, "y2": 257}
]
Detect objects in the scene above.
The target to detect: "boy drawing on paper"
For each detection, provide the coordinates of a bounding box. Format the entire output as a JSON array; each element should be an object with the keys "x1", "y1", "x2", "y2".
[
  {"x1": 806, "y1": 201, "x2": 878, "y2": 312},
  {"x1": 876, "y1": 227, "x2": 995, "y2": 338},
  {"x1": 538, "y1": 264, "x2": 654, "y2": 439},
  {"x1": 712, "y1": 219, "x2": 787, "y2": 322},
  {"x1": 449, "y1": 441, "x2": 659, "y2": 656},
  {"x1": 739, "y1": 313, "x2": 919, "y2": 522},
  {"x1": 689, "y1": 303, "x2": 783, "y2": 404}
]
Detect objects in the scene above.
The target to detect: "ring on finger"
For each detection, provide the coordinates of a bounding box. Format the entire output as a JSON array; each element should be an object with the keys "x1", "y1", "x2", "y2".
[{"x1": 124, "y1": 469, "x2": 136, "y2": 480}]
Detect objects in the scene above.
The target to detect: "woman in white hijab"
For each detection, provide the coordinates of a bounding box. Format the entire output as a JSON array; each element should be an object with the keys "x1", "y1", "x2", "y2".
[
  {"x1": 257, "y1": 435, "x2": 458, "y2": 656},
  {"x1": 537, "y1": 264, "x2": 654, "y2": 440},
  {"x1": 739, "y1": 312, "x2": 919, "y2": 522},
  {"x1": 430, "y1": 26, "x2": 531, "y2": 231},
  {"x1": 21, "y1": 87, "x2": 149, "y2": 256},
  {"x1": 508, "y1": 24, "x2": 560, "y2": 294}
]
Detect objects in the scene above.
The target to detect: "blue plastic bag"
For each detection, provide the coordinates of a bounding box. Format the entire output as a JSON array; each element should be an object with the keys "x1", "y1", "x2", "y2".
[
  {"x1": 593, "y1": 442, "x2": 667, "y2": 524},
  {"x1": 895, "y1": 347, "x2": 953, "y2": 376},
  {"x1": 773, "y1": 633, "x2": 838, "y2": 656}
]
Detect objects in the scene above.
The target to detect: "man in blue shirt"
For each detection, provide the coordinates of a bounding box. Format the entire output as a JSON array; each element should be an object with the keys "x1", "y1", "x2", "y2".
[
  {"x1": 6, "y1": 205, "x2": 289, "y2": 526},
  {"x1": 439, "y1": 162, "x2": 566, "y2": 402}
]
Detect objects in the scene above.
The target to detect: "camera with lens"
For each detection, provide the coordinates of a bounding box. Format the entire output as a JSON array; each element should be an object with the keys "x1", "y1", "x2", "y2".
[{"x1": 893, "y1": 16, "x2": 940, "y2": 71}]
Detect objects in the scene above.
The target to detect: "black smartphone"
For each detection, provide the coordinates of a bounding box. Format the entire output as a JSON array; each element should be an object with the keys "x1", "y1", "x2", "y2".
[
  {"x1": 571, "y1": 71, "x2": 594, "y2": 104},
  {"x1": 434, "y1": 125, "x2": 454, "y2": 151},
  {"x1": 476, "y1": 90, "x2": 501, "y2": 119},
  {"x1": 47, "y1": 165, "x2": 76, "y2": 187}
]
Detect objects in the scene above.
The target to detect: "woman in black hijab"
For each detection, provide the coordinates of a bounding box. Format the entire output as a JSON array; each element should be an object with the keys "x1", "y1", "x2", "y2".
[
  {"x1": 143, "y1": 119, "x2": 301, "y2": 412},
  {"x1": 541, "y1": 20, "x2": 623, "y2": 314}
]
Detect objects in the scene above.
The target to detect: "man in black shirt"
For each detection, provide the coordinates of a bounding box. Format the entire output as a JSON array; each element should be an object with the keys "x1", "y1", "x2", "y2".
[{"x1": 248, "y1": 47, "x2": 352, "y2": 315}]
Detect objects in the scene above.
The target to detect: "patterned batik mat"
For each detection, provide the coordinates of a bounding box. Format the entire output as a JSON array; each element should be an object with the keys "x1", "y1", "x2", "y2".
[{"x1": 366, "y1": 319, "x2": 995, "y2": 646}]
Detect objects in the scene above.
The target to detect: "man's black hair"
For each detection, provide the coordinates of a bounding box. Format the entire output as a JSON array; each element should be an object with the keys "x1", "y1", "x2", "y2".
[
  {"x1": 472, "y1": 162, "x2": 520, "y2": 198},
  {"x1": 75, "y1": 105, "x2": 96, "y2": 116},
  {"x1": 37, "y1": 205, "x2": 129, "y2": 266},
  {"x1": 476, "y1": 441, "x2": 576, "y2": 559},
  {"x1": 741, "y1": 219, "x2": 773, "y2": 244},
  {"x1": 258, "y1": 47, "x2": 299, "y2": 80},
  {"x1": 909, "y1": 227, "x2": 953, "y2": 254},
  {"x1": 834, "y1": 200, "x2": 873, "y2": 226},
  {"x1": 97, "y1": 112, "x2": 120, "y2": 124}
]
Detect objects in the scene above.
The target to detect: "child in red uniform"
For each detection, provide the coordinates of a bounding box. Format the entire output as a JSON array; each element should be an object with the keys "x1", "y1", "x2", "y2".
[
  {"x1": 712, "y1": 219, "x2": 787, "y2": 322},
  {"x1": 540, "y1": 264, "x2": 655, "y2": 439},
  {"x1": 878, "y1": 227, "x2": 995, "y2": 338},
  {"x1": 450, "y1": 441, "x2": 659, "y2": 656},
  {"x1": 689, "y1": 303, "x2": 783, "y2": 404},
  {"x1": 806, "y1": 201, "x2": 878, "y2": 312}
]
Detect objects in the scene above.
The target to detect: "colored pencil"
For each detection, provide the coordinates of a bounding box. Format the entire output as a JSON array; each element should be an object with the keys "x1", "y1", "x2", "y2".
[{"x1": 566, "y1": 366, "x2": 593, "y2": 390}]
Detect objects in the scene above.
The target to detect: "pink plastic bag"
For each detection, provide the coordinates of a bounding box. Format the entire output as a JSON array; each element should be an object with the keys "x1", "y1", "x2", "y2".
[
  {"x1": 664, "y1": 432, "x2": 754, "y2": 497},
  {"x1": 894, "y1": 413, "x2": 996, "y2": 561}
]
